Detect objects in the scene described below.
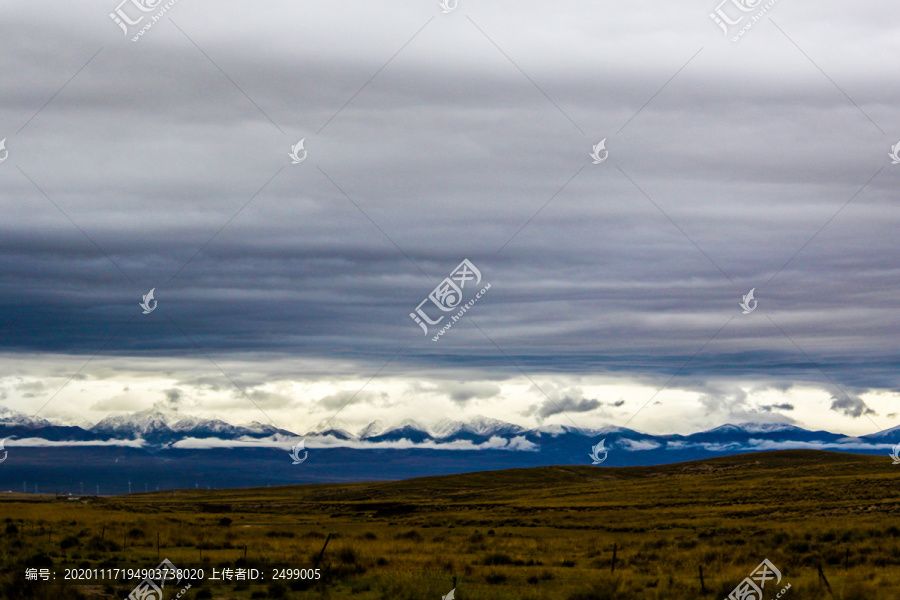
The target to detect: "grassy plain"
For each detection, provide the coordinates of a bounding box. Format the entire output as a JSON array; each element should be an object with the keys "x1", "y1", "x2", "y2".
[{"x1": 1, "y1": 450, "x2": 899, "y2": 599}]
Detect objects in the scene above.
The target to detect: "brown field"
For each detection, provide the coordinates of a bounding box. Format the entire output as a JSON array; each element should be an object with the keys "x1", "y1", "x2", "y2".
[{"x1": 1, "y1": 449, "x2": 899, "y2": 599}]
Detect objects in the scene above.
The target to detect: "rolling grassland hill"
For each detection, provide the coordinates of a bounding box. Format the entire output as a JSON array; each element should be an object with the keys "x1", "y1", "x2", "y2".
[{"x1": 1, "y1": 450, "x2": 898, "y2": 599}]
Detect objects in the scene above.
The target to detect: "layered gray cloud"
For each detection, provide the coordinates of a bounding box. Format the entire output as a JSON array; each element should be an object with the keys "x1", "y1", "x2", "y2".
[
  {"x1": 830, "y1": 394, "x2": 875, "y2": 418},
  {"x1": 0, "y1": 0, "x2": 898, "y2": 431}
]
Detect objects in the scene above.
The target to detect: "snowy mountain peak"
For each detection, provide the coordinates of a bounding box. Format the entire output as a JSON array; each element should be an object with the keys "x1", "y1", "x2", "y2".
[
  {"x1": 91, "y1": 409, "x2": 175, "y2": 435},
  {"x1": 464, "y1": 415, "x2": 524, "y2": 436},
  {"x1": 739, "y1": 422, "x2": 801, "y2": 434},
  {"x1": 384, "y1": 419, "x2": 429, "y2": 434},
  {"x1": 357, "y1": 420, "x2": 385, "y2": 439},
  {"x1": 534, "y1": 423, "x2": 620, "y2": 437},
  {"x1": 0, "y1": 406, "x2": 50, "y2": 428},
  {"x1": 170, "y1": 417, "x2": 236, "y2": 434},
  {"x1": 430, "y1": 419, "x2": 465, "y2": 439},
  {"x1": 705, "y1": 424, "x2": 746, "y2": 434}
]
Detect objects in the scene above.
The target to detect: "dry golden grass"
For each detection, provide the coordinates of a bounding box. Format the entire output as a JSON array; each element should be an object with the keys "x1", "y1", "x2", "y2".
[{"x1": 0, "y1": 450, "x2": 899, "y2": 599}]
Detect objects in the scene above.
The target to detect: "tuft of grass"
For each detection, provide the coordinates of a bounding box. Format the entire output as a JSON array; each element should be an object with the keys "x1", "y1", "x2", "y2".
[
  {"x1": 337, "y1": 545, "x2": 360, "y2": 564},
  {"x1": 394, "y1": 529, "x2": 423, "y2": 542},
  {"x1": 485, "y1": 571, "x2": 507, "y2": 584},
  {"x1": 266, "y1": 530, "x2": 295, "y2": 538},
  {"x1": 482, "y1": 552, "x2": 513, "y2": 566}
]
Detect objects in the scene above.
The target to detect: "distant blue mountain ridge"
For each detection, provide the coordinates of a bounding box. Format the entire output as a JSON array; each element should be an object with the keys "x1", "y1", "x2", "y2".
[
  {"x1": 1, "y1": 406, "x2": 897, "y2": 451},
  {"x1": 1, "y1": 407, "x2": 898, "y2": 493}
]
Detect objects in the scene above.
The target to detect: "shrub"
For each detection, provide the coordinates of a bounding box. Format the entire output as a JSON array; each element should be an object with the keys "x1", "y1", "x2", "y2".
[
  {"x1": 266, "y1": 530, "x2": 294, "y2": 538},
  {"x1": 482, "y1": 553, "x2": 513, "y2": 566},
  {"x1": 567, "y1": 577, "x2": 633, "y2": 600},
  {"x1": 59, "y1": 536, "x2": 80, "y2": 550},
  {"x1": 337, "y1": 546, "x2": 359, "y2": 564},
  {"x1": 485, "y1": 572, "x2": 507, "y2": 584},
  {"x1": 394, "y1": 530, "x2": 423, "y2": 542},
  {"x1": 820, "y1": 530, "x2": 837, "y2": 542},
  {"x1": 302, "y1": 531, "x2": 326, "y2": 538}
]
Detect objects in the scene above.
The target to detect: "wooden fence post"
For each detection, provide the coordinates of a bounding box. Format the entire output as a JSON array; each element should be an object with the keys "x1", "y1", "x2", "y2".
[
  {"x1": 817, "y1": 564, "x2": 833, "y2": 595},
  {"x1": 314, "y1": 533, "x2": 332, "y2": 569}
]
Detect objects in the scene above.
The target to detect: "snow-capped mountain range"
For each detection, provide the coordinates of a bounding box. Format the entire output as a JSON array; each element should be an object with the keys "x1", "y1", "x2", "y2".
[
  {"x1": 2, "y1": 406, "x2": 898, "y2": 452},
  {"x1": 2, "y1": 406, "x2": 899, "y2": 492}
]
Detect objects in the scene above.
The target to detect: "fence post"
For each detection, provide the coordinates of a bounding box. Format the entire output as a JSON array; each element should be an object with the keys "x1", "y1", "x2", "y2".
[
  {"x1": 817, "y1": 564, "x2": 833, "y2": 595},
  {"x1": 314, "y1": 534, "x2": 332, "y2": 569}
]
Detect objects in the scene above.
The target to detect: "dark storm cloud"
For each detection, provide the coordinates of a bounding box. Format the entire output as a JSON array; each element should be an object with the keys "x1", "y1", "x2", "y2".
[
  {"x1": 760, "y1": 403, "x2": 794, "y2": 412},
  {"x1": 163, "y1": 388, "x2": 182, "y2": 409},
  {"x1": 532, "y1": 396, "x2": 603, "y2": 420},
  {"x1": 0, "y1": 0, "x2": 898, "y2": 399},
  {"x1": 428, "y1": 381, "x2": 502, "y2": 404},
  {"x1": 830, "y1": 395, "x2": 875, "y2": 419}
]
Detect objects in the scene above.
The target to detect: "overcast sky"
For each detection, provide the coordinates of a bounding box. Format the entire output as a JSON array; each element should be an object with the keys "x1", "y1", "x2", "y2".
[{"x1": 0, "y1": 0, "x2": 898, "y2": 436}]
